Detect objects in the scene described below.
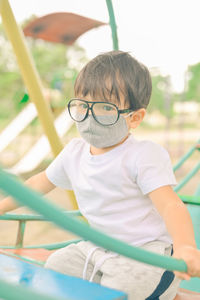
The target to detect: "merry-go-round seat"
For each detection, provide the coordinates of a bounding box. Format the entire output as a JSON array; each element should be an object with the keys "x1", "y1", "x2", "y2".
[
  {"x1": 0, "y1": 253, "x2": 127, "y2": 300},
  {"x1": 1, "y1": 249, "x2": 200, "y2": 299}
]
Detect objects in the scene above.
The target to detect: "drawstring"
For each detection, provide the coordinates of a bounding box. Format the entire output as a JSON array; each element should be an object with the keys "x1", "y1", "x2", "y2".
[
  {"x1": 83, "y1": 246, "x2": 118, "y2": 282},
  {"x1": 82, "y1": 246, "x2": 100, "y2": 280}
]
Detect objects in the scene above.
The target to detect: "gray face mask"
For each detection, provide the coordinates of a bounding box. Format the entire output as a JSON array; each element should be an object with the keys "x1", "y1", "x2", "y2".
[{"x1": 76, "y1": 114, "x2": 129, "y2": 148}]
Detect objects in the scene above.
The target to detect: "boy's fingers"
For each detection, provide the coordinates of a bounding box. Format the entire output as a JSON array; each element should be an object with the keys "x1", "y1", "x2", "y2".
[{"x1": 174, "y1": 271, "x2": 191, "y2": 281}]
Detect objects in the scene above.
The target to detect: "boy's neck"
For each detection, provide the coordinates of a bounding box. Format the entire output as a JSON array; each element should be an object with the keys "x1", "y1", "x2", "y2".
[{"x1": 90, "y1": 134, "x2": 130, "y2": 155}]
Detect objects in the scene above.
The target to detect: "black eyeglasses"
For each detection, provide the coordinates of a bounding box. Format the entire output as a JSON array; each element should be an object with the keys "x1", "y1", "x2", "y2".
[{"x1": 67, "y1": 99, "x2": 134, "y2": 126}]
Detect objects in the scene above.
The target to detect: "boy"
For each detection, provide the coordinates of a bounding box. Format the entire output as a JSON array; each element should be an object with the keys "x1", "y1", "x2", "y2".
[{"x1": 1, "y1": 51, "x2": 200, "y2": 300}]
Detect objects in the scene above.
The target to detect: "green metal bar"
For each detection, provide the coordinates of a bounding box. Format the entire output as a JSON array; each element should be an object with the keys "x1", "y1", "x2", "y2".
[
  {"x1": 0, "y1": 168, "x2": 187, "y2": 273},
  {"x1": 15, "y1": 220, "x2": 26, "y2": 248},
  {"x1": 179, "y1": 194, "x2": 200, "y2": 205},
  {"x1": 0, "y1": 212, "x2": 81, "y2": 250},
  {"x1": 179, "y1": 194, "x2": 200, "y2": 202},
  {"x1": 195, "y1": 184, "x2": 200, "y2": 197},
  {"x1": 0, "y1": 278, "x2": 69, "y2": 300},
  {"x1": 0, "y1": 211, "x2": 82, "y2": 221},
  {"x1": 174, "y1": 162, "x2": 200, "y2": 192},
  {"x1": 1, "y1": 250, "x2": 44, "y2": 266},
  {"x1": 0, "y1": 239, "x2": 82, "y2": 250},
  {"x1": 181, "y1": 200, "x2": 200, "y2": 206},
  {"x1": 25, "y1": 239, "x2": 83, "y2": 250},
  {"x1": 173, "y1": 139, "x2": 200, "y2": 172},
  {"x1": 0, "y1": 196, "x2": 196, "y2": 251},
  {"x1": 106, "y1": 0, "x2": 119, "y2": 50}
]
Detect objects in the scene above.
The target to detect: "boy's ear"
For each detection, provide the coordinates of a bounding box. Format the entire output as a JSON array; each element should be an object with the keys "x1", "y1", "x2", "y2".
[{"x1": 129, "y1": 108, "x2": 146, "y2": 129}]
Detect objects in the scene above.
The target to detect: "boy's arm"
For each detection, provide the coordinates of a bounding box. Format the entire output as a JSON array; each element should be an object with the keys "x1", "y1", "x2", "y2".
[
  {"x1": 0, "y1": 171, "x2": 55, "y2": 215},
  {"x1": 149, "y1": 185, "x2": 200, "y2": 280}
]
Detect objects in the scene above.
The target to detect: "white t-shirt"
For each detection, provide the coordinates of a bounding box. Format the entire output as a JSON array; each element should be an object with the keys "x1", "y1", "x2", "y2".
[{"x1": 46, "y1": 135, "x2": 177, "y2": 246}]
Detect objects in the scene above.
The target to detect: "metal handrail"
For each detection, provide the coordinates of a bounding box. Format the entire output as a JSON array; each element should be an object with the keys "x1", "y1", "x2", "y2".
[
  {"x1": 173, "y1": 139, "x2": 200, "y2": 172},
  {"x1": 0, "y1": 193, "x2": 199, "y2": 250},
  {"x1": 174, "y1": 162, "x2": 200, "y2": 192},
  {"x1": 0, "y1": 211, "x2": 81, "y2": 221},
  {"x1": 0, "y1": 168, "x2": 188, "y2": 273},
  {"x1": 0, "y1": 211, "x2": 82, "y2": 249}
]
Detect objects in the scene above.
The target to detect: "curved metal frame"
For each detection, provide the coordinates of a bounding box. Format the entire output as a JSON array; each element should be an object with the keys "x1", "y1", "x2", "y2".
[{"x1": 0, "y1": 168, "x2": 188, "y2": 273}]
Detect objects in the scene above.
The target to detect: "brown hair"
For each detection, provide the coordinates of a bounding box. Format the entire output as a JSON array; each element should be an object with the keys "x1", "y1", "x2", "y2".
[{"x1": 74, "y1": 51, "x2": 152, "y2": 110}]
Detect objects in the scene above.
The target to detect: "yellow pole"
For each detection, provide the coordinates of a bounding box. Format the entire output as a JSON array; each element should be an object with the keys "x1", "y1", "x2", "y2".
[
  {"x1": 0, "y1": 0, "x2": 62, "y2": 156},
  {"x1": 0, "y1": 0, "x2": 78, "y2": 209}
]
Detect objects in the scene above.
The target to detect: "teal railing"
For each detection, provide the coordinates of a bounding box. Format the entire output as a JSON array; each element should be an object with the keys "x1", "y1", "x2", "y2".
[
  {"x1": 0, "y1": 139, "x2": 199, "y2": 300},
  {"x1": 173, "y1": 139, "x2": 200, "y2": 195},
  {"x1": 0, "y1": 140, "x2": 199, "y2": 254},
  {"x1": 173, "y1": 139, "x2": 200, "y2": 172},
  {"x1": 0, "y1": 0, "x2": 120, "y2": 256},
  {"x1": 0, "y1": 167, "x2": 187, "y2": 273},
  {"x1": 106, "y1": 0, "x2": 119, "y2": 50}
]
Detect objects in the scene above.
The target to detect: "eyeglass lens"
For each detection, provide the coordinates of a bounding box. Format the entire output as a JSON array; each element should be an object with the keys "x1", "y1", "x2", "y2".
[{"x1": 69, "y1": 99, "x2": 119, "y2": 125}]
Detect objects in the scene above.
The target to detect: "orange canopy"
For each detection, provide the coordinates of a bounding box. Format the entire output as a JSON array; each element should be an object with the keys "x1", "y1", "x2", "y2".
[{"x1": 23, "y1": 12, "x2": 106, "y2": 45}]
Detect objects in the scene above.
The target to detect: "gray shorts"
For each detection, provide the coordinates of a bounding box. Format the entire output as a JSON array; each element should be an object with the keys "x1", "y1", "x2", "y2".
[{"x1": 45, "y1": 240, "x2": 180, "y2": 300}]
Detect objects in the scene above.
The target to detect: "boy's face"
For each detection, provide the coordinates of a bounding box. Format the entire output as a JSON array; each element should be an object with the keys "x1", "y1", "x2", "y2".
[
  {"x1": 72, "y1": 93, "x2": 146, "y2": 152},
  {"x1": 76, "y1": 94, "x2": 146, "y2": 131}
]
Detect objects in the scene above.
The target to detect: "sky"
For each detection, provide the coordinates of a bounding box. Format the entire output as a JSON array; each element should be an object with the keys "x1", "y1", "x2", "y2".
[{"x1": 2, "y1": 0, "x2": 200, "y2": 92}]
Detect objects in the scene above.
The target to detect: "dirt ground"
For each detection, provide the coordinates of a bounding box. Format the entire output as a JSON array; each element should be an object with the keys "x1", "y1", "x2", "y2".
[{"x1": 0, "y1": 128, "x2": 199, "y2": 248}]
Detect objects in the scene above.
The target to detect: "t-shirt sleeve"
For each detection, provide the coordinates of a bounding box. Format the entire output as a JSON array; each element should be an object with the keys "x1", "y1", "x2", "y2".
[
  {"x1": 45, "y1": 142, "x2": 73, "y2": 190},
  {"x1": 135, "y1": 141, "x2": 177, "y2": 195}
]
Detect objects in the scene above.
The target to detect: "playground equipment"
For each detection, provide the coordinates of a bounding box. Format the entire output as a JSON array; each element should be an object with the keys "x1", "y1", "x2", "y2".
[
  {"x1": 174, "y1": 140, "x2": 200, "y2": 196},
  {"x1": 23, "y1": 12, "x2": 106, "y2": 45},
  {"x1": 0, "y1": 103, "x2": 37, "y2": 153},
  {"x1": 0, "y1": 253, "x2": 127, "y2": 300},
  {"x1": 0, "y1": 144, "x2": 200, "y2": 299},
  {"x1": 0, "y1": 0, "x2": 117, "y2": 176},
  {"x1": 0, "y1": 0, "x2": 200, "y2": 298},
  {"x1": 0, "y1": 140, "x2": 199, "y2": 300},
  {"x1": 0, "y1": 0, "x2": 117, "y2": 208},
  {"x1": 0, "y1": 0, "x2": 64, "y2": 157},
  {"x1": 9, "y1": 111, "x2": 74, "y2": 174}
]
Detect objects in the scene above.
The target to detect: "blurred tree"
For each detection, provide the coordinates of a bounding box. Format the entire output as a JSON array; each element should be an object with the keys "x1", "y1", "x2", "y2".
[
  {"x1": 185, "y1": 63, "x2": 200, "y2": 102},
  {"x1": 0, "y1": 23, "x2": 24, "y2": 123},
  {"x1": 148, "y1": 69, "x2": 173, "y2": 117},
  {"x1": 29, "y1": 37, "x2": 87, "y2": 106},
  {"x1": 0, "y1": 18, "x2": 88, "y2": 124}
]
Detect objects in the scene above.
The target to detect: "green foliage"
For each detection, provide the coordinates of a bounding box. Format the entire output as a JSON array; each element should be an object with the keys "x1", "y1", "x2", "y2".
[
  {"x1": 1, "y1": 16, "x2": 200, "y2": 126},
  {"x1": 0, "y1": 18, "x2": 88, "y2": 124},
  {"x1": 148, "y1": 71, "x2": 173, "y2": 117},
  {"x1": 185, "y1": 63, "x2": 200, "y2": 102}
]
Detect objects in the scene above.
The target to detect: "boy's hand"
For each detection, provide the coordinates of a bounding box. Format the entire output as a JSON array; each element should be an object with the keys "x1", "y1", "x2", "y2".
[
  {"x1": 173, "y1": 245, "x2": 200, "y2": 280},
  {"x1": 0, "y1": 208, "x2": 5, "y2": 216},
  {"x1": 0, "y1": 171, "x2": 55, "y2": 216}
]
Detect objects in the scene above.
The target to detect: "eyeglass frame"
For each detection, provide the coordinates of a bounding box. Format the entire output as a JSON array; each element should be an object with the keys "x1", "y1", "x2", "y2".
[{"x1": 67, "y1": 98, "x2": 135, "y2": 126}]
